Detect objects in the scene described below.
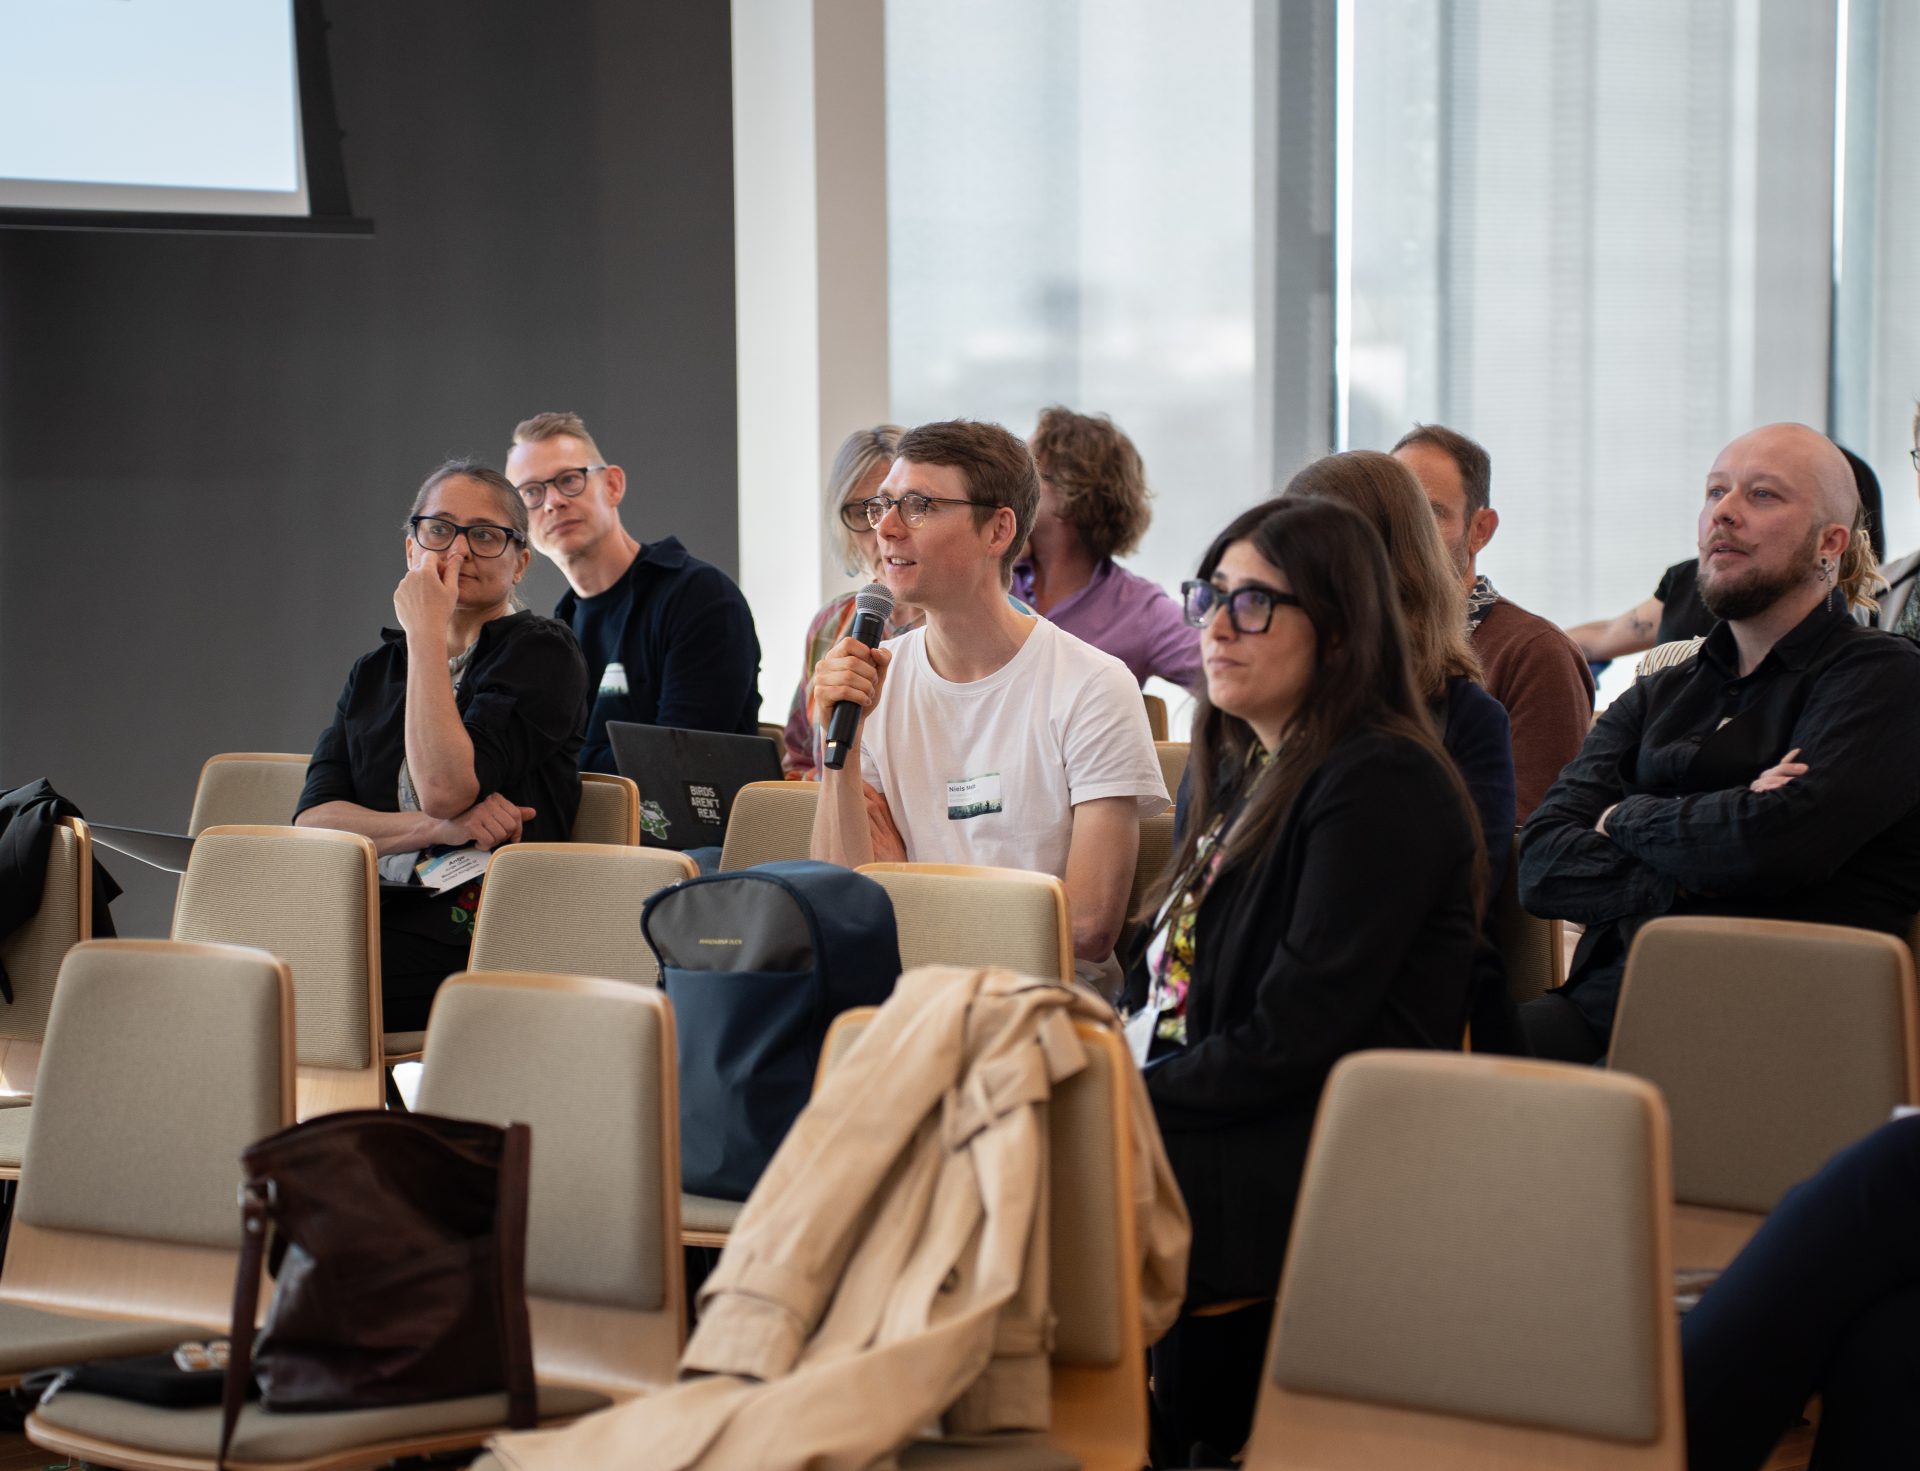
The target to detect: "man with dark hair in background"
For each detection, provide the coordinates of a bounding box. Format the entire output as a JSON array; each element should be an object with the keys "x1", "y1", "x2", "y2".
[
  {"x1": 1519, "y1": 423, "x2": 1920, "y2": 1062},
  {"x1": 809, "y1": 419, "x2": 1167, "y2": 984},
  {"x1": 1394, "y1": 423, "x2": 1594, "y2": 821},
  {"x1": 507, "y1": 411, "x2": 761, "y2": 772}
]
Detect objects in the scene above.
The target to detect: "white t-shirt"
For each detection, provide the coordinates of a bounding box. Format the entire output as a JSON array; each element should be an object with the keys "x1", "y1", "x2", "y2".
[{"x1": 859, "y1": 617, "x2": 1169, "y2": 878}]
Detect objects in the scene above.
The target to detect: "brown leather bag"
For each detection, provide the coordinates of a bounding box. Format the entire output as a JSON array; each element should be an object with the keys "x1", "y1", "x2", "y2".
[{"x1": 218, "y1": 1109, "x2": 535, "y2": 1468}]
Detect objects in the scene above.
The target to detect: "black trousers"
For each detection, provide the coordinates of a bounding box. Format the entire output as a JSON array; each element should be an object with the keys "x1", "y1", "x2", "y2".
[
  {"x1": 378, "y1": 887, "x2": 476, "y2": 1032},
  {"x1": 1149, "y1": 1300, "x2": 1275, "y2": 1467},
  {"x1": 1517, "y1": 988, "x2": 1608, "y2": 1063},
  {"x1": 1683, "y1": 1115, "x2": 1920, "y2": 1470}
]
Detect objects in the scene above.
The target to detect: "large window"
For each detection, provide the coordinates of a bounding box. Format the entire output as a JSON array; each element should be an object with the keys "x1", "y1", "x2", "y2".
[
  {"x1": 1345, "y1": 0, "x2": 1836, "y2": 637},
  {"x1": 886, "y1": 0, "x2": 1257, "y2": 614}
]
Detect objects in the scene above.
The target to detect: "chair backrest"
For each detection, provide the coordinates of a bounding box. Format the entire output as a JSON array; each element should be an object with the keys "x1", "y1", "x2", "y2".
[
  {"x1": 172, "y1": 824, "x2": 386, "y2": 1118},
  {"x1": 187, "y1": 753, "x2": 310, "y2": 836},
  {"x1": 1633, "y1": 638, "x2": 1706, "y2": 678},
  {"x1": 1153, "y1": 741, "x2": 1188, "y2": 800},
  {"x1": 470, "y1": 843, "x2": 697, "y2": 986},
  {"x1": 819, "y1": 1007, "x2": 1146, "y2": 1468},
  {"x1": 417, "y1": 972, "x2": 684, "y2": 1396},
  {"x1": 1609, "y1": 916, "x2": 1919, "y2": 1216},
  {"x1": 1245, "y1": 1051, "x2": 1680, "y2": 1470},
  {"x1": 857, "y1": 863, "x2": 1073, "y2": 980},
  {"x1": 1129, "y1": 807, "x2": 1176, "y2": 922},
  {"x1": 573, "y1": 772, "x2": 639, "y2": 846},
  {"x1": 0, "y1": 939, "x2": 294, "y2": 1329},
  {"x1": 718, "y1": 781, "x2": 818, "y2": 871},
  {"x1": 757, "y1": 722, "x2": 786, "y2": 748},
  {"x1": 1142, "y1": 692, "x2": 1170, "y2": 741},
  {"x1": 0, "y1": 817, "x2": 92, "y2": 1090},
  {"x1": 1488, "y1": 838, "x2": 1561, "y2": 1006}
]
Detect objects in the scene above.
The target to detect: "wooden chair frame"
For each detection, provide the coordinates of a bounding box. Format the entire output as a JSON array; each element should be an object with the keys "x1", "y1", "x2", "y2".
[
  {"x1": 574, "y1": 772, "x2": 641, "y2": 846},
  {"x1": 188, "y1": 753, "x2": 311, "y2": 836},
  {"x1": 1142, "y1": 693, "x2": 1170, "y2": 741},
  {"x1": 0, "y1": 815, "x2": 93, "y2": 1109},
  {"x1": 1242, "y1": 1054, "x2": 1683, "y2": 1471},
  {"x1": 0, "y1": 940, "x2": 295, "y2": 1348},
  {"x1": 856, "y1": 862, "x2": 1075, "y2": 981},
  {"x1": 176, "y1": 825, "x2": 389, "y2": 1114},
  {"x1": 1614, "y1": 917, "x2": 1920, "y2": 1273},
  {"x1": 26, "y1": 972, "x2": 682, "y2": 1471}
]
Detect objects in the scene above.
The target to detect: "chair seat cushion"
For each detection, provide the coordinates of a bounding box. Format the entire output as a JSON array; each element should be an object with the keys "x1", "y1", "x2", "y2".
[
  {"x1": 682, "y1": 1192, "x2": 742, "y2": 1234},
  {"x1": 899, "y1": 1434, "x2": 1080, "y2": 1469},
  {"x1": 0, "y1": 1104, "x2": 30, "y2": 1169},
  {"x1": 0, "y1": 1303, "x2": 208, "y2": 1376},
  {"x1": 31, "y1": 1381, "x2": 609, "y2": 1463}
]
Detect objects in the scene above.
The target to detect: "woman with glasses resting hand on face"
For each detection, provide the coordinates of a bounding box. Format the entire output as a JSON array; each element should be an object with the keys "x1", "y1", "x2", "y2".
[
  {"x1": 295, "y1": 460, "x2": 589, "y2": 1031},
  {"x1": 1131, "y1": 494, "x2": 1484, "y2": 1468}
]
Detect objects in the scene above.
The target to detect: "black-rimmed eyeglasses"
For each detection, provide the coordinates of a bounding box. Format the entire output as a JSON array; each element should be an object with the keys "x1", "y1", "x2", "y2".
[
  {"x1": 409, "y1": 515, "x2": 525, "y2": 559},
  {"x1": 839, "y1": 492, "x2": 985, "y2": 531},
  {"x1": 1181, "y1": 579, "x2": 1302, "y2": 635},
  {"x1": 513, "y1": 465, "x2": 607, "y2": 507}
]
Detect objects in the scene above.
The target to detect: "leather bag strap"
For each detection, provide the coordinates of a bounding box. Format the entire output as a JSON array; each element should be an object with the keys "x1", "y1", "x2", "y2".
[
  {"x1": 217, "y1": 1181, "x2": 272, "y2": 1471},
  {"x1": 496, "y1": 1123, "x2": 537, "y2": 1430}
]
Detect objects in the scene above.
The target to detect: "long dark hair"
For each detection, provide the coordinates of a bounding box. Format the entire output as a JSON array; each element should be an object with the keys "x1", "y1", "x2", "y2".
[{"x1": 1145, "y1": 495, "x2": 1486, "y2": 919}]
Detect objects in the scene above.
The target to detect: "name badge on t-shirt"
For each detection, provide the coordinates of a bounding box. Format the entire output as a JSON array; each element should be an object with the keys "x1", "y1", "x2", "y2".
[{"x1": 946, "y1": 772, "x2": 1003, "y2": 821}]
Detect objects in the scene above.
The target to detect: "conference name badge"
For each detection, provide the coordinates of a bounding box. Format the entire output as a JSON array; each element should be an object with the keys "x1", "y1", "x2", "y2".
[{"x1": 946, "y1": 772, "x2": 1003, "y2": 821}]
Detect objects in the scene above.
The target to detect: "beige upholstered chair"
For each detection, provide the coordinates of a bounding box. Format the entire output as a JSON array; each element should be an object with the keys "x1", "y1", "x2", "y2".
[
  {"x1": 187, "y1": 753, "x2": 311, "y2": 836},
  {"x1": 572, "y1": 772, "x2": 639, "y2": 846},
  {"x1": 1488, "y1": 838, "x2": 1562, "y2": 1006},
  {"x1": 1609, "y1": 916, "x2": 1920, "y2": 1272},
  {"x1": 1142, "y1": 692, "x2": 1170, "y2": 741},
  {"x1": 469, "y1": 843, "x2": 696, "y2": 987},
  {"x1": 1153, "y1": 741, "x2": 1188, "y2": 801},
  {"x1": 1241, "y1": 1050, "x2": 1681, "y2": 1470},
  {"x1": 27, "y1": 970, "x2": 685, "y2": 1470},
  {"x1": 757, "y1": 721, "x2": 786, "y2": 748},
  {"x1": 718, "y1": 780, "x2": 818, "y2": 871},
  {"x1": 0, "y1": 816, "x2": 92, "y2": 1113},
  {"x1": 1633, "y1": 637, "x2": 1706, "y2": 678},
  {"x1": 1129, "y1": 807, "x2": 1176, "y2": 923},
  {"x1": 172, "y1": 824, "x2": 391, "y2": 1117},
  {"x1": 812, "y1": 1008, "x2": 1148, "y2": 1470},
  {"x1": 0, "y1": 940, "x2": 293, "y2": 1387},
  {"x1": 857, "y1": 864, "x2": 1074, "y2": 981}
]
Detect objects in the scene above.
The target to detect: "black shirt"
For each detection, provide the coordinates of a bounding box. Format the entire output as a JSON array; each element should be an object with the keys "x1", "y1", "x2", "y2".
[
  {"x1": 296, "y1": 612, "x2": 590, "y2": 846},
  {"x1": 554, "y1": 537, "x2": 763, "y2": 773},
  {"x1": 1654, "y1": 558, "x2": 1718, "y2": 645},
  {"x1": 1519, "y1": 602, "x2": 1920, "y2": 1038}
]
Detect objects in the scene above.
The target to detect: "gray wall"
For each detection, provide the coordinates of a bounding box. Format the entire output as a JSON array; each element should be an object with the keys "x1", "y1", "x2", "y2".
[{"x1": 0, "y1": 0, "x2": 738, "y2": 936}]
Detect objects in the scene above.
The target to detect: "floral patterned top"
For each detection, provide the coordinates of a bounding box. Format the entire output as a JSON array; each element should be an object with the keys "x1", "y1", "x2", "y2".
[{"x1": 1143, "y1": 745, "x2": 1274, "y2": 1044}]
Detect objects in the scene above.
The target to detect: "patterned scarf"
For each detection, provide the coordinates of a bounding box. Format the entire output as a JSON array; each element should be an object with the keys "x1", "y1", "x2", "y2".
[{"x1": 1466, "y1": 574, "x2": 1501, "y2": 632}]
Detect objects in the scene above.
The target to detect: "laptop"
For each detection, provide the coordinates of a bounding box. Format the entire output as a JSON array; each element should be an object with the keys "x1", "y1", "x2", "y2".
[
  {"x1": 88, "y1": 823, "x2": 423, "y2": 893},
  {"x1": 606, "y1": 722, "x2": 784, "y2": 850}
]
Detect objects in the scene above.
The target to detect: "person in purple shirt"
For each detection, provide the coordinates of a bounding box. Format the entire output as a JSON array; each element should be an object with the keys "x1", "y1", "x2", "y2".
[{"x1": 1014, "y1": 406, "x2": 1202, "y2": 690}]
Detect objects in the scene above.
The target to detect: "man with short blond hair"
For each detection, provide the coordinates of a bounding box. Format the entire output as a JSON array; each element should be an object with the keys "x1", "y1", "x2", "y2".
[
  {"x1": 507, "y1": 411, "x2": 761, "y2": 772},
  {"x1": 1519, "y1": 423, "x2": 1920, "y2": 1061},
  {"x1": 811, "y1": 419, "x2": 1167, "y2": 981},
  {"x1": 1393, "y1": 422, "x2": 1593, "y2": 822}
]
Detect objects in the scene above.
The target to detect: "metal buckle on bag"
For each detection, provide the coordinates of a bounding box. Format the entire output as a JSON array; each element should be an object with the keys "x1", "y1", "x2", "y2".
[{"x1": 238, "y1": 1177, "x2": 278, "y2": 1219}]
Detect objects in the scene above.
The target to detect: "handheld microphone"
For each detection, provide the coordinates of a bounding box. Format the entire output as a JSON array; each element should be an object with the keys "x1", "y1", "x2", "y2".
[{"x1": 823, "y1": 582, "x2": 895, "y2": 771}]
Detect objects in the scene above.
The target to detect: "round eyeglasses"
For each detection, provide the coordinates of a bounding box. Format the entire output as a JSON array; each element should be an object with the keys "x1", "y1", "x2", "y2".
[
  {"x1": 409, "y1": 515, "x2": 525, "y2": 559},
  {"x1": 1181, "y1": 579, "x2": 1303, "y2": 635},
  {"x1": 513, "y1": 465, "x2": 607, "y2": 507},
  {"x1": 838, "y1": 492, "x2": 986, "y2": 531}
]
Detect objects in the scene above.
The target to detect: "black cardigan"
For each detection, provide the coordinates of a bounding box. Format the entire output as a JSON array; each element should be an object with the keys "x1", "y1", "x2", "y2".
[{"x1": 1142, "y1": 727, "x2": 1480, "y2": 1304}]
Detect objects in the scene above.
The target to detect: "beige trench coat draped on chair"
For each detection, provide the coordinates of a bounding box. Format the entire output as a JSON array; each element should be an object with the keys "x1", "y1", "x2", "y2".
[{"x1": 489, "y1": 965, "x2": 1189, "y2": 1471}]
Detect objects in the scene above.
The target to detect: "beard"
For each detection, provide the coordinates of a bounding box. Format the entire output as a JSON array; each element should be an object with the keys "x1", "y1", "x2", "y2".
[{"x1": 1697, "y1": 525, "x2": 1821, "y2": 622}]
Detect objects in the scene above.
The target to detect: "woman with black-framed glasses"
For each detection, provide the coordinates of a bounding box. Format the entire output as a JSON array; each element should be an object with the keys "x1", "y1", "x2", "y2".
[
  {"x1": 295, "y1": 459, "x2": 589, "y2": 1030},
  {"x1": 1129, "y1": 495, "x2": 1484, "y2": 1467}
]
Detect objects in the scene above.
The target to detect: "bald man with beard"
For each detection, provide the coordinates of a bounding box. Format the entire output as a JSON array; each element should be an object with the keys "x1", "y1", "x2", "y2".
[{"x1": 1517, "y1": 423, "x2": 1920, "y2": 1062}]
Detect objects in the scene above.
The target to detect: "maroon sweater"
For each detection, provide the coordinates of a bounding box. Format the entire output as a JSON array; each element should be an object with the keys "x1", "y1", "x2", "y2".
[{"x1": 1474, "y1": 598, "x2": 1595, "y2": 822}]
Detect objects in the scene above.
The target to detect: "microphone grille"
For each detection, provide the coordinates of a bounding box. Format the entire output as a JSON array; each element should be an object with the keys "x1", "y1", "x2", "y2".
[{"x1": 854, "y1": 582, "x2": 895, "y2": 621}]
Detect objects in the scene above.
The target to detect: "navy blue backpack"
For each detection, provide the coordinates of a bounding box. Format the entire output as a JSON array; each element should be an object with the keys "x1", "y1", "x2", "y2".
[{"x1": 640, "y1": 861, "x2": 901, "y2": 1202}]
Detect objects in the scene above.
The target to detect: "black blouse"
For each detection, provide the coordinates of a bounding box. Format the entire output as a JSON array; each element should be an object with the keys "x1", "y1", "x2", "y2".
[
  {"x1": 296, "y1": 612, "x2": 590, "y2": 847},
  {"x1": 1520, "y1": 601, "x2": 1920, "y2": 1040}
]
